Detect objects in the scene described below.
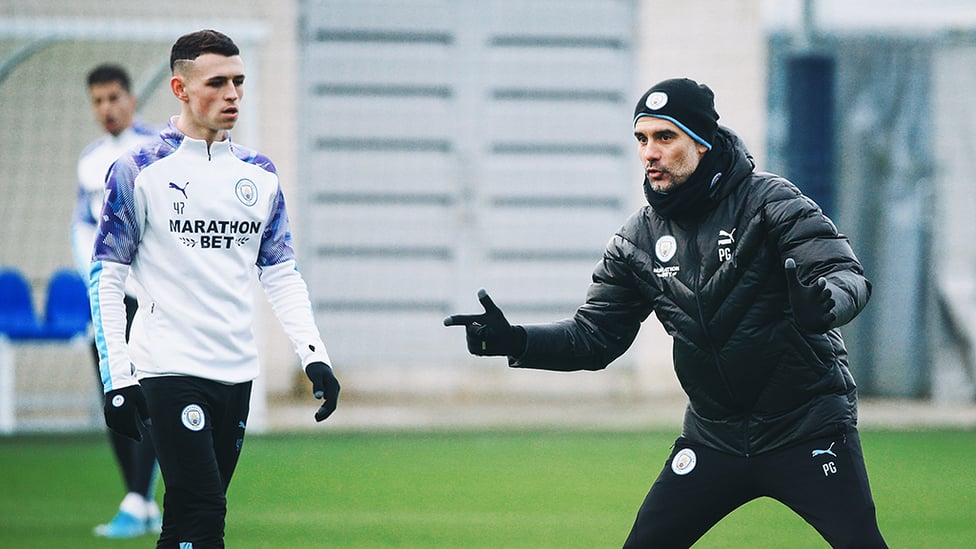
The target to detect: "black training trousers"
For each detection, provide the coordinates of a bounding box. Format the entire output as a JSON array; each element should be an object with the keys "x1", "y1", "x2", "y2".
[
  {"x1": 141, "y1": 376, "x2": 251, "y2": 549},
  {"x1": 622, "y1": 429, "x2": 888, "y2": 549}
]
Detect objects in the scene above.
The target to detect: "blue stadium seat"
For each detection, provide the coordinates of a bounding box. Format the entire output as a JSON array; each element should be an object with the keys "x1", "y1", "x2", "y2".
[
  {"x1": 0, "y1": 268, "x2": 43, "y2": 340},
  {"x1": 42, "y1": 269, "x2": 91, "y2": 340}
]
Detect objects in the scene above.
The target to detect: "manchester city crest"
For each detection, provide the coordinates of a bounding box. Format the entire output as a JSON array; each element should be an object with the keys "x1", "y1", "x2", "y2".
[
  {"x1": 181, "y1": 404, "x2": 206, "y2": 431},
  {"x1": 655, "y1": 235, "x2": 677, "y2": 262},
  {"x1": 645, "y1": 91, "x2": 669, "y2": 110},
  {"x1": 671, "y1": 448, "x2": 697, "y2": 476},
  {"x1": 235, "y1": 178, "x2": 258, "y2": 206}
]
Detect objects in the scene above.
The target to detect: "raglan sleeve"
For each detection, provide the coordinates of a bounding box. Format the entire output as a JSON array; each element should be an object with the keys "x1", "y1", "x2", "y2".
[
  {"x1": 257, "y1": 186, "x2": 332, "y2": 368},
  {"x1": 89, "y1": 156, "x2": 144, "y2": 392}
]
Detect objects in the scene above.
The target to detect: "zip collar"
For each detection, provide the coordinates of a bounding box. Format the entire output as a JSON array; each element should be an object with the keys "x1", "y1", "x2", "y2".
[{"x1": 162, "y1": 117, "x2": 234, "y2": 161}]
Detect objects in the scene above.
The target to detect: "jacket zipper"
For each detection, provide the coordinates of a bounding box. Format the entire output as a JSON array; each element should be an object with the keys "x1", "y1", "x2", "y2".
[{"x1": 689, "y1": 223, "x2": 749, "y2": 455}]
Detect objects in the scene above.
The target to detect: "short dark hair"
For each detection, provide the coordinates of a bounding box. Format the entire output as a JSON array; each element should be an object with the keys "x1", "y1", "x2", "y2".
[
  {"x1": 87, "y1": 64, "x2": 131, "y2": 92},
  {"x1": 170, "y1": 29, "x2": 240, "y2": 73}
]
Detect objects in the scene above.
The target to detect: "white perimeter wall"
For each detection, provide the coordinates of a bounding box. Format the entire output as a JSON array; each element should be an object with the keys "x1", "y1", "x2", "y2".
[{"x1": 0, "y1": 0, "x2": 767, "y2": 407}]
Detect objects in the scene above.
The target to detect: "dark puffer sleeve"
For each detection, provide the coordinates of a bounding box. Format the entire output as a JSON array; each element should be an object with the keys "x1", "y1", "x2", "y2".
[
  {"x1": 765, "y1": 179, "x2": 871, "y2": 329},
  {"x1": 509, "y1": 224, "x2": 656, "y2": 372}
]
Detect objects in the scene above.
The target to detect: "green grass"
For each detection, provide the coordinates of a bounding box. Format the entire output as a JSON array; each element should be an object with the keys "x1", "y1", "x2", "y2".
[{"x1": 1, "y1": 429, "x2": 974, "y2": 548}]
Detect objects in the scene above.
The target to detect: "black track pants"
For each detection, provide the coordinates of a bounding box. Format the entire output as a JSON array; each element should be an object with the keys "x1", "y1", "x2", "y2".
[
  {"x1": 622, "y1": 430, "x2": 887, "y2": 548},
  {"x1": 141, "y1": 376, "x2": 251, "y2": 549}
]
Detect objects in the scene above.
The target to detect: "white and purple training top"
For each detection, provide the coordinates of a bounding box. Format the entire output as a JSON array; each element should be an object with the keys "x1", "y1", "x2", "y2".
[{"x1": 90, "y1": 119, "x2": 330, "y2": 392}]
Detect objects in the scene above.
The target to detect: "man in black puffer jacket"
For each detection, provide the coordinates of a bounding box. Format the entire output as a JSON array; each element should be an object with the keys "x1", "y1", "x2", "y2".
[{"x1": 445, "y1": 78, "x2": 887, "y2": 548}]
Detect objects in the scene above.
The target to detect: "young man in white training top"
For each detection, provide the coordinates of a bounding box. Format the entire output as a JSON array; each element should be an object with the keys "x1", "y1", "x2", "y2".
[{"x1": 89, "y1": 29, "x2": 341, "y2": 548}]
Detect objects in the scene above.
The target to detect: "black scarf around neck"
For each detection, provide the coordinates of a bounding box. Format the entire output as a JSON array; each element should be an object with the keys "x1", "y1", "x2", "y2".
[{"x1": 643, "y1": 134, "x2": 732, "y2": 220}]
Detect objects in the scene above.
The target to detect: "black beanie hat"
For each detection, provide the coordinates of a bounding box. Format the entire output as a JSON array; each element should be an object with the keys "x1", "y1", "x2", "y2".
[{"x1": 633, "y1": 78, "x2": 720, "y2": 150}]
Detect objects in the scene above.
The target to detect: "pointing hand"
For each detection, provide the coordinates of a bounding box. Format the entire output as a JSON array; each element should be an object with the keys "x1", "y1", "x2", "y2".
[{"x1": 443, "y1": 289, "x2": 526, "y2": 357}]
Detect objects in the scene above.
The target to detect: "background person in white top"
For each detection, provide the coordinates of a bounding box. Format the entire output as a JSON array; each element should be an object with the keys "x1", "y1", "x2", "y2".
[
  {"x1": 72, "y1": 63, "x2": 161, "y2": 539},
  {"x1": 89, "y1": 30, "x2": 340, "y2": 548}
]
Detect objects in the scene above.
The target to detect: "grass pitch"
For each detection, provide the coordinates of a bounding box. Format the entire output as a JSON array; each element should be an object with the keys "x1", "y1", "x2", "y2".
[{"x1": 1, "y1": 428, "x2": 974, "y2": 548}]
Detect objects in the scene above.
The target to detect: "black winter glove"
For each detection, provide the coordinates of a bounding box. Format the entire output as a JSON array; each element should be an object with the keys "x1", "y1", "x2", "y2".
[
  {"x1": 784, "y1": 258, "x2": 838, "y2": 333},
  {"x1": 305, "y1": 361, "x2": 340, "y2": 422},
  {"x1": 443, "y1": 288, "x2": 527, "y2": 357},
  {"x1": 103, "y1": 385, "x2": 151, "y2": 442}
]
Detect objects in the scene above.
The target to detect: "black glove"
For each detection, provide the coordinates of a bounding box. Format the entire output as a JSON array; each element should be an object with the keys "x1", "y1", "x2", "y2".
[
  {"x1": 443, "y1": 288, "x2": 526, "y2": 357},
  {"x1": 103, "y1": 385, "x2": 151, "y2": 442},
  {"x1": 784, "y1": 258, "x2": 837, "y2": 333},
  {"x1": 305, "y1": 361, "x2": 340, "y2": 422}
]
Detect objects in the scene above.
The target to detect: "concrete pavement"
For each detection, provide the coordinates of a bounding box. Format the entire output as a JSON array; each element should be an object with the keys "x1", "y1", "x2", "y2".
[{"x1": 267, "y1": 394, "x2": 976, "y2": 432}]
